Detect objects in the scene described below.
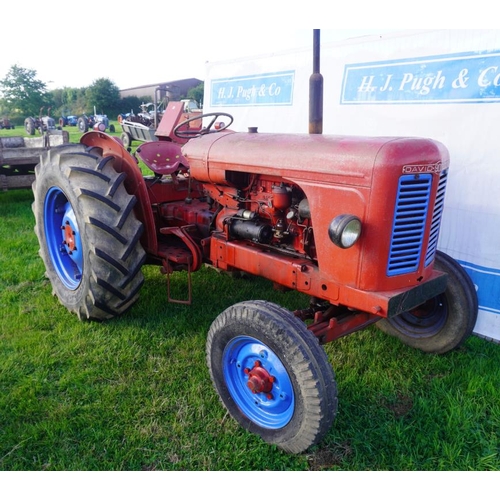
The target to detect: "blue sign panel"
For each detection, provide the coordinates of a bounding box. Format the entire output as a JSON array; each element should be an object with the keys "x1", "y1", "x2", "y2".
[
  {"x1": 211, "y1": 71, "x2": 295, "y2": 107},
  {"x1": 341, "y1": 50, "x2": 500, "y2": 104},
  {"x1": 459, "y1": 261, "x2": 500, "y2": 314}
]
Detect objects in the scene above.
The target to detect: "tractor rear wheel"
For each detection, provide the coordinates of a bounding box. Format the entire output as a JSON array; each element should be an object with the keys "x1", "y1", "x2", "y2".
[
  {"x1": 25, "y1": 117, "x2": 36, "y2": 135},
  {"x1": 32, "y1": 144, "x2": 146, "y2": 320},
  {"x1": 206, "y1": 300, "x2": 338, "y2": 453},
  {"x1": 77, "y1": 116, "x2": 89, "y2": 133},
  {"x1": 376, "y1": 251, "x2": 478, "y2": 354}
]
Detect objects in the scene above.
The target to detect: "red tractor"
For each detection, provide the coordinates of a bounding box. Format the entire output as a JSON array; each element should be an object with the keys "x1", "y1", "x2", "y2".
[{"x1": 31, "y1": 53, "x2": 477, "y2": 454}]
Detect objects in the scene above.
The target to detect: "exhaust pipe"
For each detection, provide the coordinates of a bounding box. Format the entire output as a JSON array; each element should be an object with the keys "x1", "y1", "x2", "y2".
[{"x1": 309, "y1": 29, "x2": 323, "y2": 134}]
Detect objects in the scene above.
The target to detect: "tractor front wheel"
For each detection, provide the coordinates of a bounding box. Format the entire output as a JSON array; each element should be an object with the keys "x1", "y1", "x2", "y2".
[
  {"x1": 32, "y1": 145, "x2": 146, "y2": 320},
  {"x1": 206, "y1": 300, "x2": 338, "y2": 453},
  {"x1": 376, "y1": 251, "x2": 478, "y2": 354},
  {"x1": 121, "y1": 132, "x2": 132, "y2": 149}
]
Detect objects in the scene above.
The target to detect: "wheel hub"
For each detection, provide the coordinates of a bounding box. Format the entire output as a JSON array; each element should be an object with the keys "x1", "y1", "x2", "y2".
[
  {"x1": 63, "y1": 220, "x2": 77, "y2": 253},
  {"x1": 245, "y1": 361, "x2": 275, "y2": 398},
  {"x1": 222, "y1": 335, "x2": 295, "y2": 429},
  {"x1": 409, "y1": 297, "x2": 439, "y2": 319}
]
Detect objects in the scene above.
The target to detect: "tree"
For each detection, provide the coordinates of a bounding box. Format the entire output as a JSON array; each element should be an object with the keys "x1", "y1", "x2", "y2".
[
  {"x1": 0, "y1": 65, "x2": 52, "y2": 116},
  {"x1": 119, "y1": 95, "x2": 143, "y2": 114},
  {"x1": 85, "y1": 78, "x2": 121, "y2": 116},
  {"x1": 50, "y1": 87, "x2": 88, "y2": 116},
  {"x1": 187, "y1": 82, "x2": 204, "y2": 107}
]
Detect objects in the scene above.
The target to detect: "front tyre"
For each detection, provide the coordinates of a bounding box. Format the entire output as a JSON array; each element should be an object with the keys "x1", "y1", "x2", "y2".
[
  {"x1": 121, "y1": 132, "x2": 132, "y2": 149},
  {"x1": 377, "y1": 251, "x2": 478, "y2": 354},
  {"x1": 32, "y1": 145, "x2": 146, "y2": 320},
  {"x1": 207, "y1": 300, "x2": 338, "y2": 453}
]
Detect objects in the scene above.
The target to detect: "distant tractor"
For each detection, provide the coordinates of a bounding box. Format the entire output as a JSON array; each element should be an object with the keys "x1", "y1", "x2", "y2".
[
  {"x1": 77, "y1": 107, "x2": 115, "y2": 133},
  {"x1": 24, "y1": 107, "x2": 58, "y2": 135},
  {"x1": 59, "y1": 115, "x2": 78, "y2": 127},
  {"x1": 0, "y1": 118, "x2": 14, "y2": 130}
]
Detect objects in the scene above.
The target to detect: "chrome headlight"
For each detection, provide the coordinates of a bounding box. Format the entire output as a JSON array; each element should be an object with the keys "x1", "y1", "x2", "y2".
[{"x1": 328, "y1": 215, "x2": 362, "y2": 249}]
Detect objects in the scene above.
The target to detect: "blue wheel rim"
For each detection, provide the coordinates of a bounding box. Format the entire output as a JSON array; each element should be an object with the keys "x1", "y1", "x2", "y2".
[
  {"x1": 44, "y1": 186, "x2": 83, "y2": 290},
  {"x1": 222, "y1": 336, "x2": 295, "y2": 429}
]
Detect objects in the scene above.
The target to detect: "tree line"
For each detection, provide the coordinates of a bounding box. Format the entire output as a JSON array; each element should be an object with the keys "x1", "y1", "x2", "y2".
[{"x1": 0, "y1": 65, "x2": 204, "y2": 125}]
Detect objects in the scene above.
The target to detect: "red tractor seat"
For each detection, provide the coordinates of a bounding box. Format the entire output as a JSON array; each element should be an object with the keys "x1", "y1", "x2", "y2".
[{"x1": 135, "y1": 141, "x2": 188, "y2": 176}]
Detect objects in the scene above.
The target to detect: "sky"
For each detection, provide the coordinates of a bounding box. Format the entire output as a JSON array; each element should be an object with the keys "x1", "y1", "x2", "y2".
[{"x1": 1, "y1": 2, "x2": 477, "y2": 91}]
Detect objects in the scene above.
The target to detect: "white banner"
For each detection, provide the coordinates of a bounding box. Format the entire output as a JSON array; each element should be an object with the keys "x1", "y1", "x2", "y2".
[{"x1": 204, "y1": 29, "x2": 500, "y2": 342}]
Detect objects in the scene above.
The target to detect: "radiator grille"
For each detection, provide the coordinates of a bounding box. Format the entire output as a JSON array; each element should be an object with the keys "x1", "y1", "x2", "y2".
[
  {"x1": 387, "y1": 174, "x2": 432, "y2": 276},
  {"x1": 424, "y1": 169, "x2": 448, "y2": 267}
]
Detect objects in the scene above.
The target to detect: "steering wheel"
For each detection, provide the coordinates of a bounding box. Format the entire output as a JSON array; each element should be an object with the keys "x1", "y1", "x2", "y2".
[{"x1": 173, "y1": 112, "x2": 234, "y2": 139}]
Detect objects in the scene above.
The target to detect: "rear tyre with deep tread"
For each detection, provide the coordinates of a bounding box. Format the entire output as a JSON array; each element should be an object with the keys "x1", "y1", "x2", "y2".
[
  {"x1": 207, "y1": 300, "x2": 338, "y2": 453},
  {"x1": 32, "y1": 144, "x2": 146, "y2": 320},
  {"x1": 77, "y1": 116, "x2": 89, "y2": 133},
  {"x1": 25, "y1": 117, "x2": 36, "y2": 135}
]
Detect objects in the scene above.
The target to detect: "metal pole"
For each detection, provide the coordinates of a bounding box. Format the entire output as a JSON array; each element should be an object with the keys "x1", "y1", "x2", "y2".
[{"x1": 309, "y1": 29, "x2": 323, "y2": 134}]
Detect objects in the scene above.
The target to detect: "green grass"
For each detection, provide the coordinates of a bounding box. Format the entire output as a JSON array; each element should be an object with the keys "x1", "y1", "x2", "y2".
[{"x1": 1, "y1": 127, "x2": 500, "y2": 471}]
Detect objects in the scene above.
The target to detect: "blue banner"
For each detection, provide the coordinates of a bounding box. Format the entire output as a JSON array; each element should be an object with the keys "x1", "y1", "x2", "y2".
[
  {"x1": 341, "y1": 50, "x2": 500, "y2": 104},
  {"x1": 458, "y1": 261, "x2": 500, "y2": 314},
  {"x1": 210, "y1": 71, "x2": 295, "y2": 107}
]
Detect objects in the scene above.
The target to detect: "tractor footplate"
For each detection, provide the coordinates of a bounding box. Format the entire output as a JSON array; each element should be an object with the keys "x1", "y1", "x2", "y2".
[
  {"x1": 159, "y1": 224, "x2": 202, "y2": 306},
  {"x1": 159, "y1": 245, "x2": 193, "y2": 305}
]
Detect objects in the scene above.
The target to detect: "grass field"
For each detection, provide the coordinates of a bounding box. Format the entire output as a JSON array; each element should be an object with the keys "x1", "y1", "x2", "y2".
[{"x1": 1, "y1": 124, "x2": 500, "y2": 471}]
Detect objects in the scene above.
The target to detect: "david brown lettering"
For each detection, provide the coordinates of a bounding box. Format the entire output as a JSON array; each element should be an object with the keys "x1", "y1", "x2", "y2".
[{"x1": 402, "y1": 164, "x2": 445, "y2": 174}]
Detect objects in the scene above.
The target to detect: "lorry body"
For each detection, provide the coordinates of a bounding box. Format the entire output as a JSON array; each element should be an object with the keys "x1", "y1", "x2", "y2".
[{"x1": 0, "y1": 132, "x2": 68, "y2": 190}]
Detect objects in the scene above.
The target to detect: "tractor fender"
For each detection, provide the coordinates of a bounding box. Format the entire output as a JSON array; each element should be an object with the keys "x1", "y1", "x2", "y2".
[{"x1": 80, "y1": 131, "x2": 158, "y2": 255}]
